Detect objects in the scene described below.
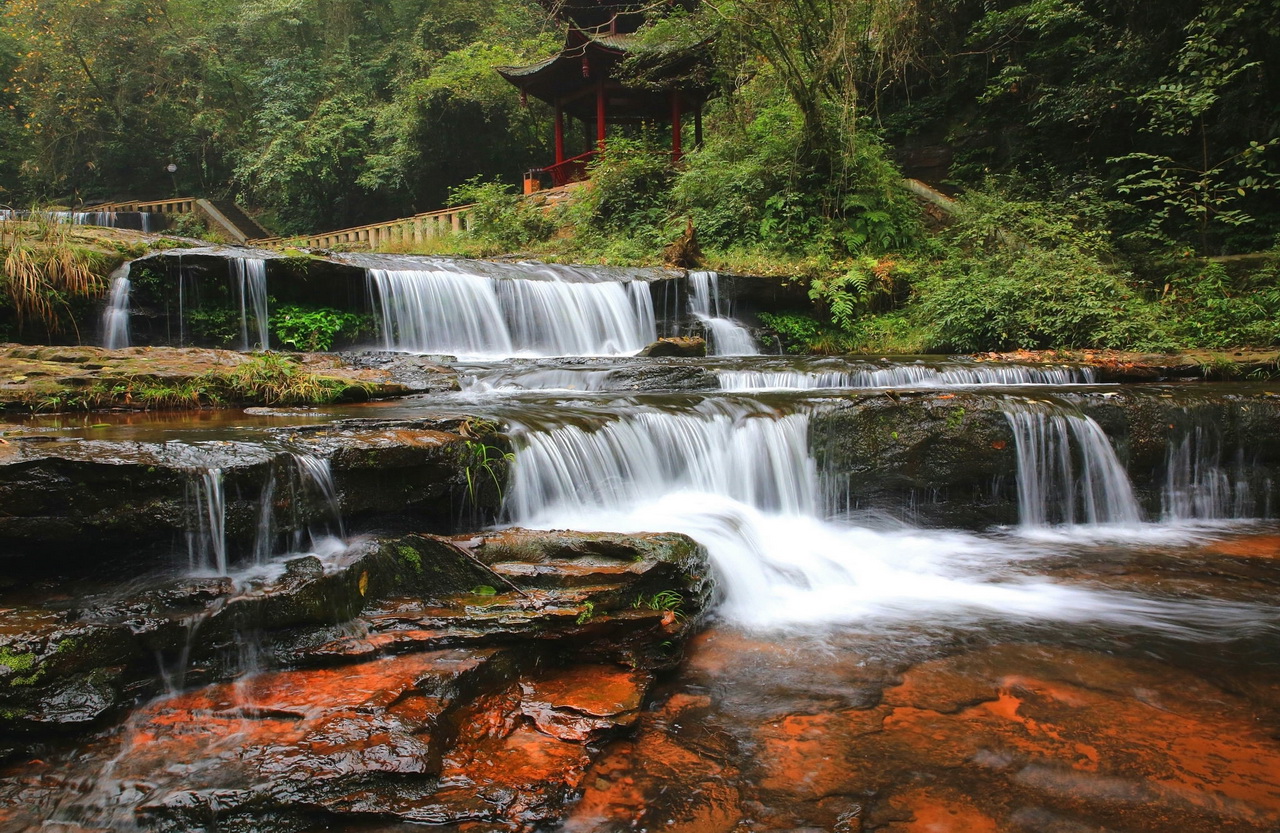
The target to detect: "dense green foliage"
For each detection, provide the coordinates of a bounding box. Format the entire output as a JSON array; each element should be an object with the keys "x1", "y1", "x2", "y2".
[
  {"x1": 2, "y1": 0, "x2": 1278, "y2": 352},
  {"x1": 1, "y1": 0, "x2": 557, "y2": 233}
]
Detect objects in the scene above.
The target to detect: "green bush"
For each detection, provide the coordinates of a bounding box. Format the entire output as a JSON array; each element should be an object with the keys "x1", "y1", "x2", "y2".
[
  {"x1": 571, "y1": 136, "x2": 676, "y2": 245},
  {"x1": 907, "y1": 188, "x2": 1173, "y2": 352},
  {"x1": 270, "y1": 305, "x2": 369, "y2": 352},
  {"x1": 1161, "y1": 258, "x2": 1280, "y2": 348},
  {"x1": 449, "y1": 177, "x2": 555, "y2": 251}
]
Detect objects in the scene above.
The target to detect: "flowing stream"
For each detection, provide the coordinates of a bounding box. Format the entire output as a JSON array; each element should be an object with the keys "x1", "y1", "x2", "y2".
[{"x1": 44, "y1": 257, "x2": 1280, "y2": 831}]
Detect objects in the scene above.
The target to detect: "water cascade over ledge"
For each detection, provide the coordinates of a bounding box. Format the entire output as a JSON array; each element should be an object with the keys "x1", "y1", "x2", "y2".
[
  {"x1": 1004, "y1": 402, "x2": 1143, "y2": 528},
  {"x1": 720, "y1": 362, "x2": 1096, "y2": 391},
  {"x1": 688, "y1": 270, "x2": 759, "y2": 356},
  {"x1": 367, "y1": 262, "x2": 657, "y2": 358},
  {"x1": 100, "y1": 263, "x2": 132, "y2": 349},
  {"x1": 507, "y1": 397, "x2": 1264, "y2": 631},
  {"x1": 232, "y1": 257, "x2": 270, "y2": 351}
]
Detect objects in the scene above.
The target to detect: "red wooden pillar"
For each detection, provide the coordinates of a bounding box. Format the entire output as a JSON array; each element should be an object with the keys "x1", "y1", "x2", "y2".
[
  {"x1": 670, "y1": 92, "x2": 683, "y2": 162},
  {"x1": 596, "y1": 81, "x2": 607, "y2": 150},
  {"x1": 554, "y1": 100, "x2": 565, "y2": 165}
]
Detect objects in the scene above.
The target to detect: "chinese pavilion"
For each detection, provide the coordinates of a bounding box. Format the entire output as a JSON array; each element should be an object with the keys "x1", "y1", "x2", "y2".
[{"x1": 498, "y1": 0, "x2": 712, "y2": 190}]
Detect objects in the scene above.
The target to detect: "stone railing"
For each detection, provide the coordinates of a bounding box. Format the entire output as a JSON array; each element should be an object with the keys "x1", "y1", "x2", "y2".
[
  {"x1": 88, "y1": 197, "x2": 200, "y2": 215},
  {"x1": 258, "y1": 205, "x2": 475, "y2": 250}
]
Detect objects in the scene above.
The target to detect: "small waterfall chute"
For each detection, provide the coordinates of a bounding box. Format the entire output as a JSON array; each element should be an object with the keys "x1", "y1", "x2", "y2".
[
  {"x1": 1004, "y1": 402, "x2": 1142, "y2": 528},
  {"x1": 368, "y1": 264, "x2": 657, "y2": 358},
  {"x1": 231, "y1": 258, "x2": 270, "y2": 351},
  {"x1": 1161, "y1": 422, "x2": 1271, "y2": 521},
  {"x1": 719, "y1": 363, "x2": 1097, "y2": 391},
  {"x1": 186, "y1": 468, "x2": 228, "y2": 575},
  {"x1": 688, "y1": 270, "x2": 758, "y2": 356},
  {"x1": 101, "y1": 263, "x2": 131, "y2": 349}
]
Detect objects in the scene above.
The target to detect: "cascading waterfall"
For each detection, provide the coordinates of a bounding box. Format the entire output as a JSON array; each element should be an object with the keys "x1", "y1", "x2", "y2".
[
  {"x1": 368, "y1": 266, "x2": 656, "y2": 358},
  {"x1": 186, "y1": 469, "x2": 228, "y2": 575},
  {"x1": 292, "y1": 453, "x2": 346, "y2": 541},
  {"x1": 231, "y1": 258, "x2": 270, "y2": 351},
  {"x1": 687, "y1": 270, "x2": 758, "y2": 356},
  {"x1": 509, "y1": 405, "x2": 818, "y2": 520},
  {"x1": 0, "y1": 209, "x2": 158, "y2": 230},
  {"x1": 1004, "y1": 403, "x2": 1142, "y2": 527},
  {"x1": 185, "y1": 454, "x2": 346, "y2": 576},
  {"x1": 101, "y1": 264, "x2": 131, "y2": 349},
  {"x1": 719, "y1": 363, "x2": 1097, "y2": 391},
  {"x1": 508, "y1": 401, "x2": 1248, "y2": 631},
  {"x1": 1162, "y1": 425, "x2": 1270, "y2": 521}
]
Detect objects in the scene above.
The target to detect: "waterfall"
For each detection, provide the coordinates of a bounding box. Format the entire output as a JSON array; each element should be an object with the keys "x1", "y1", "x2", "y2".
[
  {"x1": 687, "y1": 270, "x2": 758, "y2": 356},
  {"x1": 1162, "y1": 426, "x2": 1269, "y2": 521},
  {"x1": 368, "y1": 266, "x2": 657, "y2": 358},
  {"x1": 101, "y1": 264, "x2": 131, "y2": 349},
  {"x1": 509, "y1": 402, "x2": 1252, "y2": 630},
  {"x1": 1004, "y1": 404, "x2": 1142, "y2": 527},
  {"x1": 510, "y1": 405, "x2": 818, "y2": 520},
  {"x1": 232, "y1": 258, "x2": 270, "y2": 351},
  {"x1": 719, "y1": 363, "x2": 1097, "y2": 391},
  {"x1": 292, "y1": 453, "x2": 345, "y2": 541},
  {"x1": 252, "y1": 470, "x2": 278, "y2": 566},
  {"x1": 185, "y1": 454, "x2": 346, "y2": 576},
  {"x1": 186, "y1": 468, "x2": 228, "y2": 575}
]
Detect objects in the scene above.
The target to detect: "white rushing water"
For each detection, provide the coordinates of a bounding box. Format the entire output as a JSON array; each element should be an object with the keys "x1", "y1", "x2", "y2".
[
  {"x1": 1004, "y1": 403, "x2": 1143, "y2": 528},
  {"x1": 508, "y1": 403, "x2": 1260, "y2": 632},
  {"x1": 186, "y1": 454, "x2": 347, "y2": 576},
  {"x1": 1, "y1": 208, "x2": 159, "y2": 230},
  {"x1": 101, "y1": 264, "x2": 131, "y2": 349},
  {"x1": 719, "y1": 363, "x2": 1096, "y2": 391},
  {"x1": 688, "y1": 270, "x2": 759, "y2": 356},
  {"x1": 368, "y1": 265, "x2": 657, "y2": 358},
  {"x1": 231, "y1": 258, "x2": 270, "y2": 351},
  {"x1": 186, "y1": 468, "x2": 228, "y2": 575},
  {"x1": 1162, "y1": 425, "x2": 1271, "y2": 521}
]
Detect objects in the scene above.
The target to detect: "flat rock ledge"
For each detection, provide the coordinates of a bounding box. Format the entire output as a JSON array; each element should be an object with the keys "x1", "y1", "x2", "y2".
[
  {"x1": 0, "y1": 527, "x2": 713, "y2": 833},
  {"x1": 0, "y1": 345, "x2": 458, "y2": 412}
]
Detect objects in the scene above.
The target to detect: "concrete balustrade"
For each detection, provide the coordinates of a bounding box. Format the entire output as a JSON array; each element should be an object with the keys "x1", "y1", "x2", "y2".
[{"x1": 84, "y1": 197, "x2": 474, "y2": 251}]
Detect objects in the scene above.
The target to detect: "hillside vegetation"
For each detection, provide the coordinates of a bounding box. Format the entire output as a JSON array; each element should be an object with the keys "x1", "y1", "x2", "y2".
[{"x1": 2, "y1": 0, "x2": 1278, "y2": 352}]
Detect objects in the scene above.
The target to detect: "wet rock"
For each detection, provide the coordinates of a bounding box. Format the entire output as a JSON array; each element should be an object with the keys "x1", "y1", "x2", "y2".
[
  {"x1": 338, "y1": 351, "x2": 461, "y2": 393},
  {"x1": 0, "y1": 419, "x2": 507, "y2": 566},
  {"x1": 639, "y1": 337, "x2": 707, "y2": 358},
  {"x1": 812, "y1": 392, "x2": 1020, "y2": 527},
  {"x1": 605, "y1": 361, "x2": 719, "y2": 391},
  {"x1": 812, "y1": 387, "x2": 1280, "y2": 528}
]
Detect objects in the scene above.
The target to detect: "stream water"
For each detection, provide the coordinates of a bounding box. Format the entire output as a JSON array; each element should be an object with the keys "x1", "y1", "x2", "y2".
[{"x1": 4, "y1": 261, "x2": 1280, "y2": 831}]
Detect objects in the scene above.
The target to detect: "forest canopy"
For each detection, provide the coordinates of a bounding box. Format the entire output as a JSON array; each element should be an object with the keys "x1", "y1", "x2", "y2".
[{"x1": 1, "y1": 0, "x2": 1279, "y2": 354}]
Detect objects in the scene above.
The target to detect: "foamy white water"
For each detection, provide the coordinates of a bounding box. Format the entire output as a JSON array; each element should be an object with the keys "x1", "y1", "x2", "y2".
[
  {"x1": 688, "y1": 270, "x2": 758, "y2": 356},
  {"x1": 508, "y1": 405, "x2": 1266, "y2": 632},
  {"x1": 231, "y1": 258, "x2": 270, "y2": 351},
  {"x1": 369, "y1": 265, "x2": 656, "y2": 358},
  {"x1": 719, "y1": 363, "x2": 1096, "y2": 391},
  {"x1": 101, "y1": 264, "x2": 131, "y2": 349}
]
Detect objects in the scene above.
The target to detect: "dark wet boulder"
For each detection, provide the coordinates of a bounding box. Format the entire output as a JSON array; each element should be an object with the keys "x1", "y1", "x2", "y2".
[
  {"x1": 0, "y1": 418, "x2": 509, "y2": 569},
  {"x1": 639, "y1": 337, "x2": 707, "y2": 358},
  {"x1": 812, "y1": 392, "x2": 1020, "y2": 528}
]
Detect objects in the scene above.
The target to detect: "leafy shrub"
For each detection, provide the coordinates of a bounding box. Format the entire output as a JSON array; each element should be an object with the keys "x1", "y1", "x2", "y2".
[
  {"x1": 571, "y1": 136, "x2": 676, "y2": 245},
  {"x1": 270, "y1": 305, "x2": 369, "y2": 352},
  {"x1": 187, "y1": 306, "x2": 240, "y2": 348},
  {"x1": 449, "y1": 177, "x2": 555, "y2": 251},
  {"x1": 913, "y1": 246, "x2": 1169, "y2": 352},
  {"x1": 1161, "y1": 258, "x2": 1280, "y2": 348}
]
